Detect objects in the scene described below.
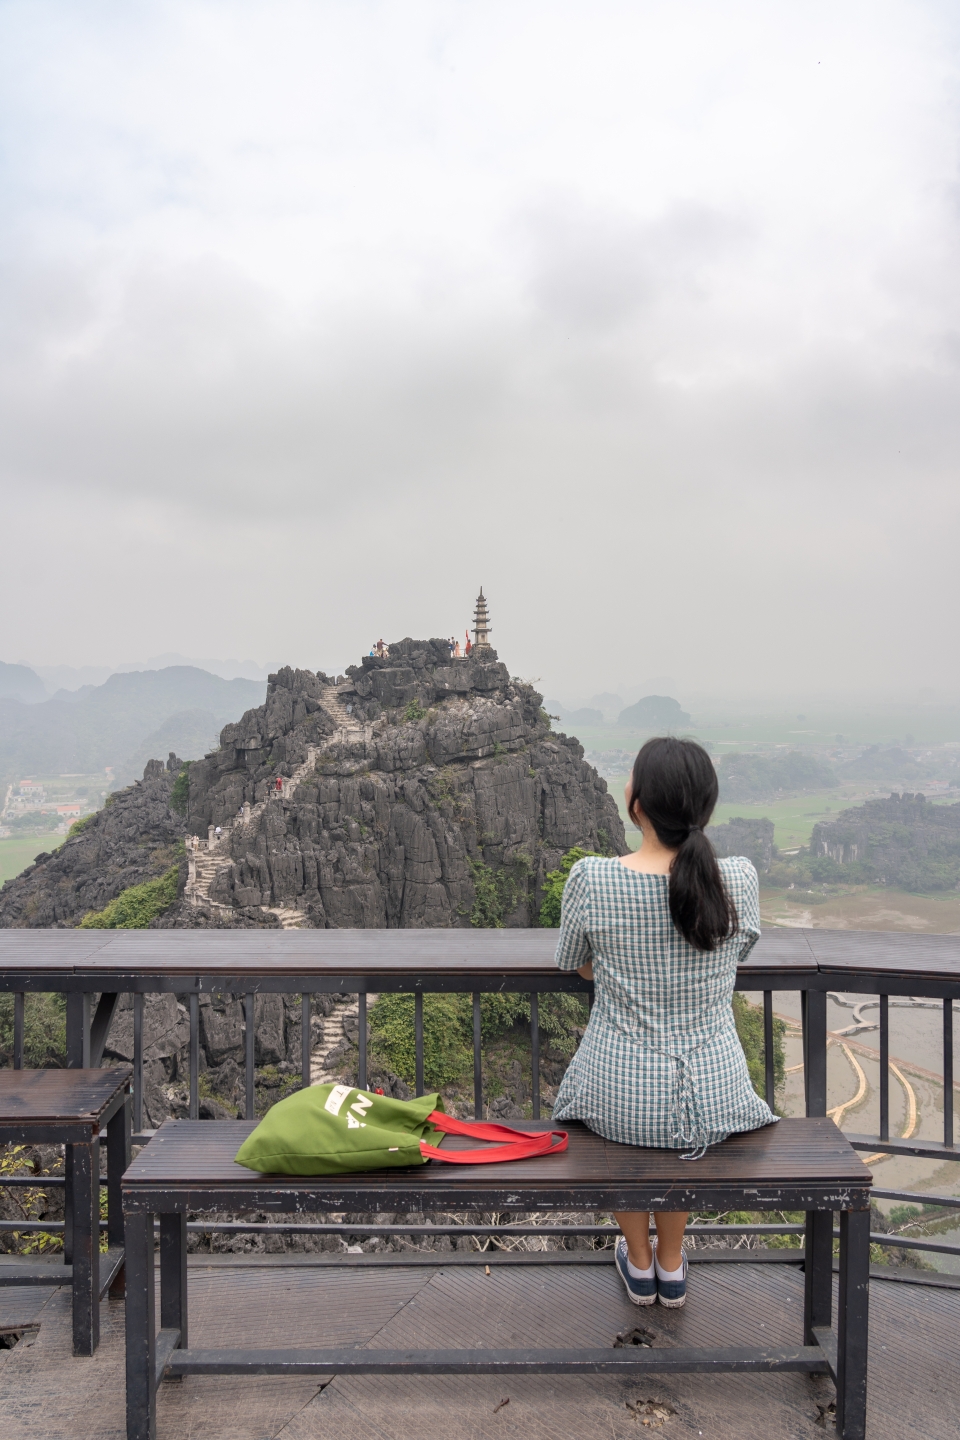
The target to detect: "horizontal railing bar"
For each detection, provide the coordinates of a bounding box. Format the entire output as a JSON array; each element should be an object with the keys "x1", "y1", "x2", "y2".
[
  {"x1": 848, "y1": 1134, "x2": 960, "y2": 1161},
  {"x1": 872, "y1": 1188, "x2": 960, "y2": 1210},
  {"x1": 858, "y1": 1231, "x2": 960, "y2": 1256},
  {"x1": 182, "y1": 1221, "x2": 807, "y2": 1238}
]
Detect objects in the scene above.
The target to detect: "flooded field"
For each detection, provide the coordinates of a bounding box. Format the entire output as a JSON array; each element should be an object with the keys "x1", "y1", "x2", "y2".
[
  {"x1": 760, "y1": 888, "x2": 960, "y2": 933},
  {"x1": 744, "y1": 991, "x2": 960, "y2": 1273}
]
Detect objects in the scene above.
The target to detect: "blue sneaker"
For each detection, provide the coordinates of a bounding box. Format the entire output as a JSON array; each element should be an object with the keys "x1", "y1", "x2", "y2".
[
  {"x1": 655, "y1": 1245, "x2": 688, "y2": 1308},
  {"x1": 615, "y1": 1237, "x2": 657, "y2": 1306}
]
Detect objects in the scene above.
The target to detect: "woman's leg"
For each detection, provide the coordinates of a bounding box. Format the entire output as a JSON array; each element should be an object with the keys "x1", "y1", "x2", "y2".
[
  {"x1": 651, "y1": 1211, "x2": 689, "y2": 1271},
  {"x1": 612, "y1": 1211, "x2": 653, "y2": 1269},
  {"x1": 614, "y1": 1211, "x2": 689, "y2": 1270}
]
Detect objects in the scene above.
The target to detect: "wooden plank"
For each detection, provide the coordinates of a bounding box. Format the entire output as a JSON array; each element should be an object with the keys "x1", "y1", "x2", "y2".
[{"x1": 0, "y1": 1068, "x2": 131, "y2": 1124}]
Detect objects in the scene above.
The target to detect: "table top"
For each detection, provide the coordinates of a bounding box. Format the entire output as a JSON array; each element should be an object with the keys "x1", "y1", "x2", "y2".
[
  {"x1": 123, "y1": 1116, "x2": 870, "y2": 1197},
  {"x1": 0, "y1": 1067, "x2": 131, "y2": 1124}
]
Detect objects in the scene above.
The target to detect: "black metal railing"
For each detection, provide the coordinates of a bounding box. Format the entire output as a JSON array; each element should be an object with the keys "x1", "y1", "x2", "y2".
[{"x1": 1, "y1": 931, "x2": 958, "y2": 1263}]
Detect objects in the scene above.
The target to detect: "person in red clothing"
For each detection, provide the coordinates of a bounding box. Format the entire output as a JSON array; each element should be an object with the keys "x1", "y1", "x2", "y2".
[
  {"x1": 465, "y1": 632, "x2": 472, "y2": 656},
  {"x1": 275, "y1": 776, "x2": 283, "y2": 795}
]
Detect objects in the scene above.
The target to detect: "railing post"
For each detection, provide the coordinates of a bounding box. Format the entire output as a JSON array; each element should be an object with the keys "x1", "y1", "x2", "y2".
[
  {"x1": 133, "y1": 993, "x2": 144, "y2": 1134},
  {"x1": 473, "y1": 992, "x2": 482, "y2": 1119},
  {"x1": 301, "y1": 993, "x2": 312, "y2": 1088},
  {"x1": 358, "y1": 992, "x2": 367, "y2": 1090},
  {"x1": 879, "y1": 995, "x2": 889, "y2": 1142},
  {"x1": 13, "y1": 993, "x2": 24, "y2": 1070},
  {"x1": 530, "y1": 992, "x2": 540, "y2": 1120},
  {"x1": 414, "y1": 992, "x2": 424, "y2": 1097},
  {"x1": 244, "y1": 993, "x2": 256, "y2": 1120},
  {"x1": 804, "y1": 988, "x2": 827, "y2": 1117},
  {"x1": 66, "y1": 992, "x2": 90, "y2": 1068},
  {"x1": 189, "y1": 994, "x2": 199, "y2": 1120},
  {"x1": 945, "y1": 999, "x2": 955, "y2": 1149},
  {"x1": 762, "y1": 991, "x2": 774, "y2": 1110}
]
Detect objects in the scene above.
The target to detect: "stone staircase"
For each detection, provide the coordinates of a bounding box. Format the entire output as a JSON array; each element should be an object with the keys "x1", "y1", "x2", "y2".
[
  {"x1": 310, "y1": 992, "x2": 379, "y2": 1084},
  {"x1": 184, "y1": 740, "x2": 320, "y2": 926},
  {"x1": 183, "y1": 683, "x2": 378, "y2": 1078},
  {"x1": 184, "y1": 683, "x2": 371, "y2": 930}
]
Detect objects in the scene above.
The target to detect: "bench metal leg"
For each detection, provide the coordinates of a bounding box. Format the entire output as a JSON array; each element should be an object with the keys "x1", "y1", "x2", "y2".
[
  {"x1": 836, "y1": 1207, "x2": 869, "y2": 1440},
  {"x1": 107, "y1": 1094, "x2": 132, "y2": 1295},
  {"x1": 63, "y1": 1147, "x2": 73, "y2": 1266},
  {"x1": 71, "y1": 1138, "x2": 100, "y2": 1355},
  {"x1": 125, "y1": 1212, "x2": 157, "y2": 1440},
  {"x1": 160, "y1": 1213, "x2": 188, "y2": 1350},
  {"x1": 803, "y1": 1208, "x2": 833, "y2": 1343}
]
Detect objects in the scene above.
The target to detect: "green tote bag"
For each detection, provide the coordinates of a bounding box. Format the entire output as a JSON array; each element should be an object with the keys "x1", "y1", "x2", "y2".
[{"x1": 234, "y1": 1082, "x2": 568, "y2": 1176}]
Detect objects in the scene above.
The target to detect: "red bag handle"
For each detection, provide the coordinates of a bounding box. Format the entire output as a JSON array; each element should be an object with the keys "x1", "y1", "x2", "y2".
[{"x1": 419, "y1": 1111, "x2": 568, "y2": 1164}]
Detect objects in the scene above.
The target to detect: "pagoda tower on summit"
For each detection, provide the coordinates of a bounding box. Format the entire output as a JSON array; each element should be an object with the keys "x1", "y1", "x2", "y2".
[{"x1": 472, "y1": 588, "x2": 492, "y2": 652}]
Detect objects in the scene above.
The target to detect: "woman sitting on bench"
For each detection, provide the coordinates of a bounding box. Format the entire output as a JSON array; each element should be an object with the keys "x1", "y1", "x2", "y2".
[{"x1": 553, "y1": 736, "x2": 776, "y2": 1309}]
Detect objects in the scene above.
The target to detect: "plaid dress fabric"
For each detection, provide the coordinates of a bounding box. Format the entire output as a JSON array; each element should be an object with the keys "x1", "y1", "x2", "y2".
[{"x1": 552, "y1": 856, "x2": 776, "y2": 1156}]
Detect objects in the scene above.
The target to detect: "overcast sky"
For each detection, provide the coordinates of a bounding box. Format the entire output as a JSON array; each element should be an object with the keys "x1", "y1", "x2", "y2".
[{"x1": 2, "y1": 1, "x2": 959, "y2": 702}]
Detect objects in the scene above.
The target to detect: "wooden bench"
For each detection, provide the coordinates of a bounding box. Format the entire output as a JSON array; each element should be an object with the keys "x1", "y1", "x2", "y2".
[
  {"x1": 0, "y1": 1068, "x2": 131, "y2": 1355},
  {"x1": 122, "y1": 1115, "x2": 872, "y2": 1440}
]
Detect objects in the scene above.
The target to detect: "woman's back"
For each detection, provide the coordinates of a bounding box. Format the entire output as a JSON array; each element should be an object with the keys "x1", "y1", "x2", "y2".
[{"x1": 552, "y1": 853, "x2": 774, "y2": 1154}]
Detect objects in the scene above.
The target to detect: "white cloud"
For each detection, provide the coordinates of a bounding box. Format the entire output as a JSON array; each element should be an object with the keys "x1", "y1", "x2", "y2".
[{"x1": 1, "y1": 0, "x2": 959, "y2": 695}]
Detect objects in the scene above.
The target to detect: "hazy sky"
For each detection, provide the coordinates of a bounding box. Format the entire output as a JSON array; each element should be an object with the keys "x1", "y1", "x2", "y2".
[{"x1": 2, "y1": 1, "x2": 959, "y2": 702}]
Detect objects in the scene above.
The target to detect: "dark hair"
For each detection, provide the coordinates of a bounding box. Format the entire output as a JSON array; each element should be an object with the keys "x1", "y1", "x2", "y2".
[{"x1": 628, "y1": 736, "x2": 736, "y2": 951}]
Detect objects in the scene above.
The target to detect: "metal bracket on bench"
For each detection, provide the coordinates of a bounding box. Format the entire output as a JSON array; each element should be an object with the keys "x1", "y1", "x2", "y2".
[
  {"x1": 811, "y1": 1325, "x2": 838, "y2": 1382},
  {"x1": 162, "y1": 1344, "x2": 833, "y2": 1378},
  {"x1": 155, "y1": 1329, "x2": 182, "y2": 1389}
]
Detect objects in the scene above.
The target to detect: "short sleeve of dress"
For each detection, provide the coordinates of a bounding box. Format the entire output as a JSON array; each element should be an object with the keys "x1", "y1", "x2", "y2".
[
  {"x1": 554, "y1": 860, "x2": 592, "y2": 971},
  {"x1": 729, "y1": 857, "x2": 761, "y2": 961}
]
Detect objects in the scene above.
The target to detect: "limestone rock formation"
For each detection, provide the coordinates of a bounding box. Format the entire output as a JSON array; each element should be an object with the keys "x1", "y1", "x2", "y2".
[
  {"x1": 184, "y1": 640, "x2": 625, "y2": 927},
  {"x1": 0, "y1": 640, "x2": 626, "y2": 930},
  {"x1": 0, "y1": 754, "x2": 187, "y2": 928}
]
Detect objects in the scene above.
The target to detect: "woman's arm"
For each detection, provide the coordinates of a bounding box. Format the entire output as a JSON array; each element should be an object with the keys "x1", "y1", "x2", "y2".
[{"x1": 577, "y1": 961, "x2": 593, "y2": 980}]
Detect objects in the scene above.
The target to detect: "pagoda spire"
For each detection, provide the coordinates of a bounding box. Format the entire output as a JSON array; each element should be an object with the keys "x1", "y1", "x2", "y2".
[{"x1": 472, "y1": 588, "x2": 492, "y2": 652}]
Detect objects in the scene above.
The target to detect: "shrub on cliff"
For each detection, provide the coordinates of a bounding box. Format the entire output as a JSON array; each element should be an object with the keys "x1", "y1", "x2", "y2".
[
  {"x1": 538, "y1": 847, "x2": 603, "y2": 926},
  {"x1": 80, "y1": 864, "x2": 180, "y2": 929},
  {"x1": 0, "y1": 993, "x2": 66, "y2": 1067}
]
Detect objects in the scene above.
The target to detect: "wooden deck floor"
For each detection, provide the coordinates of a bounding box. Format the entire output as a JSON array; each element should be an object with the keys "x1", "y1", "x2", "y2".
[{"x1": 0, "y1": 1256, "x2": 956, "y2": 1440}]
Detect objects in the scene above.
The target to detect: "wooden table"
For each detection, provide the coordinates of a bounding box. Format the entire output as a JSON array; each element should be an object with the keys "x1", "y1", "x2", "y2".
[{"x1": 0, "y1": 1068, "x2": 131, "y2": 1354}]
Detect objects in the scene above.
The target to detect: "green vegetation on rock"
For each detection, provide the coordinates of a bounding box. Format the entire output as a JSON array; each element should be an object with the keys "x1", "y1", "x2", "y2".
[
  {"x1": 67, "y1": 813, "x2": 97, "y2": 839},
  {"x1": 538, "y1": 846, "x2": 603, "y2": 926},
  {"x1": 468, "y1": 854, "x2": 531, "y2": 927},
  {"x1": 0, "y1": 992, "x2": 66, "y2": 1068},
  {"x1": 169, "y1": 764, "x2": 191, "y2": 814},
  {"x1": 731, "y1": 993, "x2": 785, "y2": 1101},
  {"x1": 368, "y1": 989, "x2": 589, "y2": 1091},
  {"x1": 80, "y1": 863, "x2": 180, "y2": 929}
]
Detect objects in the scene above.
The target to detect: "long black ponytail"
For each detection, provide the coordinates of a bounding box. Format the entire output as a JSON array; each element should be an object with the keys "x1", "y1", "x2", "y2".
[{"x1": 628, "y1": 736, "x2": 736, "y2": 952}]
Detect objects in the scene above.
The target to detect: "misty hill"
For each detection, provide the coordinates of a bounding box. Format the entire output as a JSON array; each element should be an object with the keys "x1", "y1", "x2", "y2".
[
  {"x1": 808, "y1": 793, "x2": 960, "y2": 891},
  {"x1": 837, "y1": 746, "x2": 924, "y2": 785},
  {"x1": 716, "y1": 750, "x2": 838, "y2": 802},
  {"x1": 618, "y1": 695, "x2": 691, "y2": 729},
  {"x1": 0, "y1": 667, "x2": 265, "y2": 781},
  {"x1": 0, "y1": 662, "x2": 45, "y2": 704},
  {"x1": 708, "y1": 816, "x2": 776, "y2": 874},
  {"x1": 0, "y1": 643, "x2": 624, "y2": 929}
]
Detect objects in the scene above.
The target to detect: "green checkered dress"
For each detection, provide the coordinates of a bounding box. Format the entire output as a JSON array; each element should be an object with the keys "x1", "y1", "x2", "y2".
[{"x1": 552, "y1": 856, "x2": 776, "y2": 1157}]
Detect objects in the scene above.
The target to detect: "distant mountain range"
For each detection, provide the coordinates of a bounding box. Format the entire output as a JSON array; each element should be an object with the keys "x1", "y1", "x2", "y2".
[{"x1": 0, "y1": 667, "x2": 266, "y2": 782}]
